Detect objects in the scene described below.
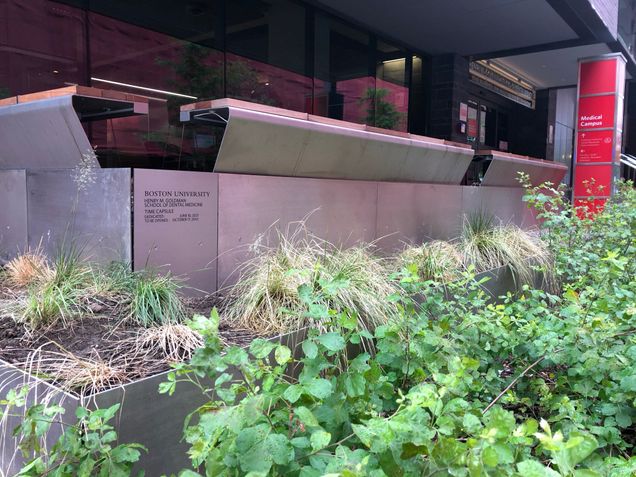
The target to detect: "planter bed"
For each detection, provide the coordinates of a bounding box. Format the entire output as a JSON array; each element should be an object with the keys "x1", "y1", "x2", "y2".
[
  {"x1": 0, "y1": 262, "x2": 546, "y2": 476},
  {"x1": 0, "y1": 322, "x2": 305, "y2": 476}
]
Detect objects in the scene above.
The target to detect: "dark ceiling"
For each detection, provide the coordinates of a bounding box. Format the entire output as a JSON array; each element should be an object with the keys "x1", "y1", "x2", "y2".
[{"x1": 311, "y1": 0, "x2": 579, "y2": 56}]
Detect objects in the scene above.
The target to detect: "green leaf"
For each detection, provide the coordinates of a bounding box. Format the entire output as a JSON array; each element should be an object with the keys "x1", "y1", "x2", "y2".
[
  {"x1": 565, "y1": 432, "x2": 598, "y2": 467},
  {"x1": 573, "y1": 470, "x2": 602, "y2": 477},
  {"x1": 295, "y1": 406, "x2": 319, "y2": 427},
  {"x1": 352, "y1": 424, "x2": 372, "y2": 448},
  {"x1": 344, "y1": 374, "x2": 365, "y2": 397},
  {"x1": 302, "y1": 340, "x2": 318, "y2": 359},
  {"x1": 482, "y1": 446, "x2": 498, "y2": 467},
  {"x1": 400, "y1": 442, "x2": 427, "y2": 460},
  {"x1": 462, "y1": 413, "x2": 481, "y2": 434},
  {"x1": 316, "y1": 333, "x2": 346, "y2": 352},
  {"x1": 77, "y1": 456, "x2": 96, "y2": 477},
  {"x1": 620, "y1": 375, "x2": 636, "y2": 392},
  {"x1": 250, "y1": 339, "x2": 277, "y2": 359},
  {"x1": 291, "y1": 437, "x2": 311, "y2": 448},
  {"x1": 236, "y1": 426, "x2": 273, "y2": 474},
  {"x1": 224, "y1": 347, "x2": 249, "y2": 366},
  {"x1": 266, "y1": 434, "x2": 294, "y2": 465},
  {"x1": 275, "y1": 345, "x2": 292, "y2": 365},
  {"x1": 110, "y1": 445, "x2": 142, "y2": 464},
  {"x1": 283, "y1": 385, "x2": 303, "y2": 403},
  {"x1": 516, "y1": 460, "x2": 561, "y2": 476},
  {"x1": 310, "y1": 430, "x2": 331, "y2": 452},
  {"x1": 304, "y1": 378, "x2": 333, "y2": 399}
]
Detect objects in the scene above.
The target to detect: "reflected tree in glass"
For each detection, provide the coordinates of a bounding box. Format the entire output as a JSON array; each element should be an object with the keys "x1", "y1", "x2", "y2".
[{"x1": 360, "y1": 87, "x2": 402, "y2": 130}]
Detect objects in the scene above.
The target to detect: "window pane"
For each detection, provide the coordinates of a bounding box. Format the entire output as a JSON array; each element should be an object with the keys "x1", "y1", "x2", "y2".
[
  {"x1": 226, "y1": 0, "x2": 306, "y2": 75},
  {"x1": 375, "y1": 40, "x2": 408, "y2": 131},
  {"x1": 314, "y1": 14, "x2": 373, "y2": 124},
  {"x1": 0, "y1": 0, "x2": 87, "y2": 97},
  {"x1": 408, "y1": 55, "x2": 426, "y2": 135},
  {"x1": 88, "y1": 0, "x2": 220, "y2": 49},
  {"x1": 87, "y1": 4, "x2": 223, "y2": 171},
  {"x1": 226, "y1": 0, "x2": 310, "y2": 112},
  {"x1": 226, "y1": 53, "x2": 312, "y2": 112}
]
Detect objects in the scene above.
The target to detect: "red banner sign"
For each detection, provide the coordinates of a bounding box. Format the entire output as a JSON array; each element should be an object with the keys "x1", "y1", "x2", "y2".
[
  {"x1": 577, "y1": 95, "x2": 615, "y2": 129},
  {"x1": 573, "y1": 54, "x2": 625, "y2": 215},
  {"x1": 576, "y1": 130, "x2": 614, "y2": 163}
]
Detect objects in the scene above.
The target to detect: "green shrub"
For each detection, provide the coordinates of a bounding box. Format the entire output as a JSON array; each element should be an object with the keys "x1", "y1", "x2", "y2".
[{"x1": 162, "y1": 180, "x2": 636, "y2": 476}]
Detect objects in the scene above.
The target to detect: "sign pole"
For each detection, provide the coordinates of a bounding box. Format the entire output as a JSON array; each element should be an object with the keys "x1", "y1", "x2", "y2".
[{"x1": 573, "y1": 53, "x2": 626, "y2": 215}]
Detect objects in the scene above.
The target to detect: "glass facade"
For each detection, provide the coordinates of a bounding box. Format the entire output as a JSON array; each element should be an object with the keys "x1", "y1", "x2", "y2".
[{"x1": 0, "y1": 0, "x2": 418, "y2": 169}]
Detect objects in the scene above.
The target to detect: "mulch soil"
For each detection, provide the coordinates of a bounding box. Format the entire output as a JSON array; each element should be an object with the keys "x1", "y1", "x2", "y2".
[{"x1": 0, "y1": 289, "x2": 259, "y2": 395}]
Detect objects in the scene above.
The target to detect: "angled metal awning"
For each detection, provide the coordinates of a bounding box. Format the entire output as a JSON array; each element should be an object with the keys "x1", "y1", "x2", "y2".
[
  {"x1": 180, "y1": 98, "x2": 474, "y2": 184},
  {"x1": 0, "y1": 86, "x2": 149, "y2": 170},
  {"x1": 476, "y1": 149, "x2": 568, "y2": 187}
]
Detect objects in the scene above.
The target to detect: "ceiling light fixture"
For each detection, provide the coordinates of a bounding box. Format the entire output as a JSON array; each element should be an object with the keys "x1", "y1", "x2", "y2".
[{"x1": 91, "y1": 77, "x2": 197, "y2": 99}]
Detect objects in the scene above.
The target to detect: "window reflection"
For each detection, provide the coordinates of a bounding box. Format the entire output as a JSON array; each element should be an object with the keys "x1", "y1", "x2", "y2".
[
  {"x1": 375, "y1": 41, "x2": 408, "y2": 131},
  {"x1": 226, "y1": 0, "x2": 310, "y2": 112},
  {"x1": 0, "y1": 0, "x2": 86, "y2": 97},
  {"x1": 88, "y1": 10, "x2": 223, "y2": 170},
  {"x1": 225, "y1": 53, "x2": 313, "y2": 112},
  {"x1": 314, "y1": 14, "x2": 373, "y2": 124}
]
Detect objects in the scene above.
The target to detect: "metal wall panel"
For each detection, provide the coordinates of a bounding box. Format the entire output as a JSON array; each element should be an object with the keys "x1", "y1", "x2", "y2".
[
  {"x1": 133, "y1": 169, "x2": 218, "y2": 295},
  {"x1": 375, "y1": 183, "x2": 463, "y2": 252},
  {"x1": 461, "y1": 186, "x2": 536, "y2": 228},
  {"x1": 0, "y1": 170, "x2": 27, "y2": 262},
  {"x1": 217, "y1": 173, "x2": 378, "y2": 288},
  {"x1": 27, "y1": 169, "x2": 132, "y2": 263},
  {"x1": 0, "y1": 362, "x2": 78, "y2": 476},
  {"x1": 0, "y1": 97, "x2": 97, "y2": 170}
]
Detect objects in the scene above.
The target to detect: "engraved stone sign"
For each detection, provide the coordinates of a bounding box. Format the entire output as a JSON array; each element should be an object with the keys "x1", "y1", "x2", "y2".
[{"x1": 133, "y1": 169, "x2": 218, "y2": 295}]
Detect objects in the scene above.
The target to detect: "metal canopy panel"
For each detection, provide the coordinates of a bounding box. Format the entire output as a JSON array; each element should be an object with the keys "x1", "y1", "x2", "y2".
[
  {"x1": 181, "y1": 100, "x2": 473, "y2": 184},
  {"x1": 0, "y1": 86, "x2": 149, "y2": 170},
  {"x1": 0, "y1": 96, "x2": 96, "y2": 170},
  {"x1": 479, "y1": 150, "x2": 567, "y2": 187}
]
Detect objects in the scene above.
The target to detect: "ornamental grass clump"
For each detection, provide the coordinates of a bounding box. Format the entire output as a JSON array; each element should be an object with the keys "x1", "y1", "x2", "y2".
[
  {"x1": 128, "y1": 271, "x2": 185, "y2": 327},
  {"x1": 322, "y1": 245, "x2": 400, "y2": 328},
  {"x1": 126, "y1": 323, "x2": 204, "y2": 364},
  {"x1": 397, "y1": 240, "x2": 463, "y2": 282},
  {"x1": 23, "y1": 347, "x2": 127, "y2": 395},
  {"x1": 5, "y1": 248, "x2": 52, "y2": 288},
  {"x1": 15, "y1": 247, "x2": 93, "y2": 329},
  {"x1": 19, "y1": 280, "x2": 86, "y2": 328},
  {"x1": 460, "y1": 212, "x2": 553, "y2": 288},
  {"x1": 224, "y1": 232, "x2": 399, "y2": 335}
]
